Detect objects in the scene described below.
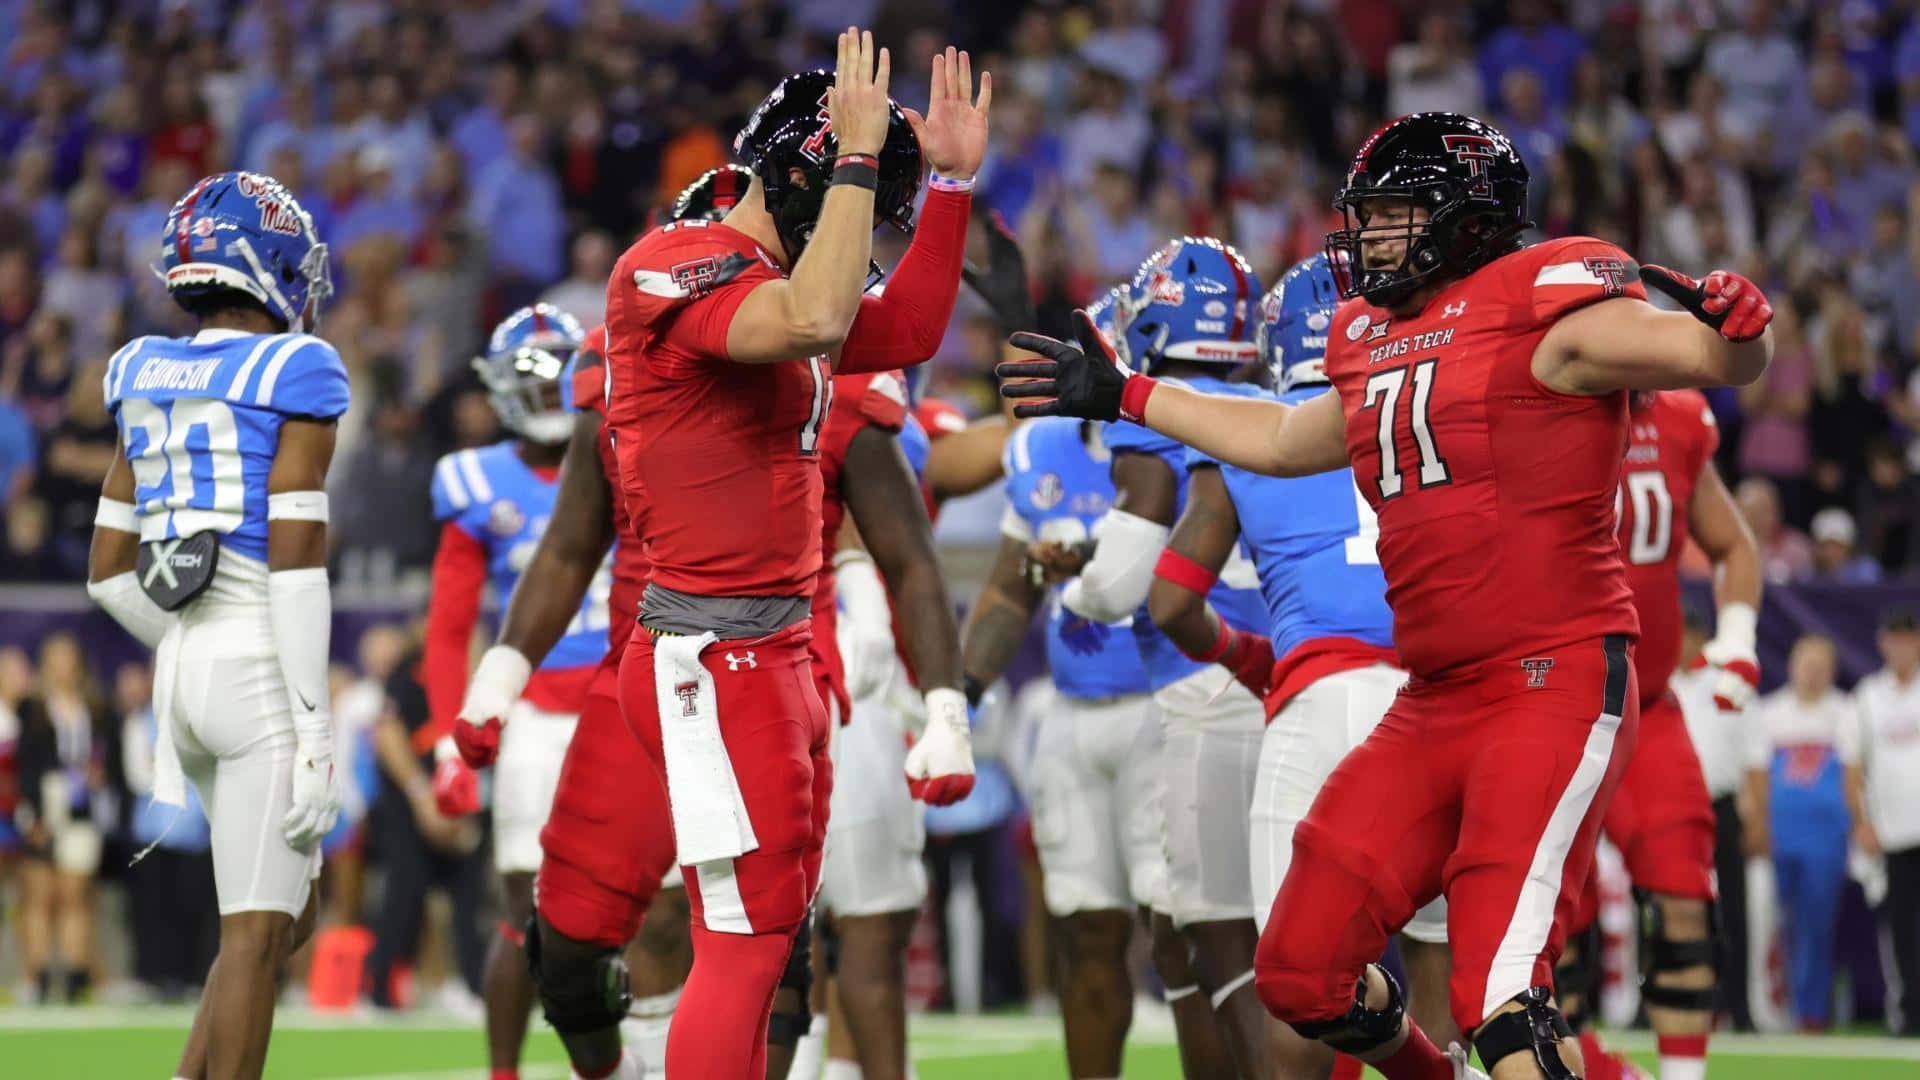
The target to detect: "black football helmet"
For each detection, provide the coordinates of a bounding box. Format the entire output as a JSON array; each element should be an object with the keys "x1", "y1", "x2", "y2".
[
  {"x1": 1324, "y1": 112, "x2": 1530, "y2": 308},
  {"x1": 672, "y1": 164, "x2": 754, "y2": 222},
  {"x1": 734, "y1": 69, "x2": 922, "y2": 262}
]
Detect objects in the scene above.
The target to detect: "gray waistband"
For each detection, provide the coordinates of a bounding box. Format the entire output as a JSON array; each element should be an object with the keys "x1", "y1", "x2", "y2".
[{"x1": 640, "y1": 583, "x2": 810, "y2": 638}]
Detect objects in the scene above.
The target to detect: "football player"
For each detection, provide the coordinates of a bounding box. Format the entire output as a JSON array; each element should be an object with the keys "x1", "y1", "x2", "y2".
[
  {"x1": 421, "y1": 303, "x2": 607, "y2": 1080},
  {"x1": 1148, "y1": 254, "x2": 1456, "y2": 1080},
  {"x1": 1060, "y1": 237, "x2": 1274, "y2": 1077},
  {"x1": 1000, "y1": 111, "x2": 1774, "y2": 1080},
  {"x1": 88, "y1": 171, "x2": 342, "y2": 1080}
]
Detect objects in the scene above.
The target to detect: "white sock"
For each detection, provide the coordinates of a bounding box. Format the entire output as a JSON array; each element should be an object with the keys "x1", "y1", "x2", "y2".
[
  {"x1": 1659, "y1": 1056, "x2": 1708, "y2": 1080},
  {"x1": 783, "y1": 1013, "x2": 830, "y2": 1080},
  {"x1": 576, "y1": 1047, "x2": 645, "y2": 1080},
  {"x1": 621, "y1": 989, "x2": 679, "y2": 1075},
  {"x1": 822, "y1": 1061, "x2": 864, "y2": 1080}
]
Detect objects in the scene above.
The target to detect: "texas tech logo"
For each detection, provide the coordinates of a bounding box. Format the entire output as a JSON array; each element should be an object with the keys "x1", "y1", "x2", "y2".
[
  {"x1": 675, "y1": 680, "x2": 700, "y2": 716},
  {"x1": 1583, "y1": 256, "x2": 1630, "y2": 297},
  {"x1": 798, "y1": 90, "x2": 833, "y2": 163},
  {"x1": 1441, "y1": 134, "x2": 1497, "y2": 197},
  {"x1": 1520, "y1": 658, "x2": 1556, "y2": 688},
  {"x1": 668, "y1": 252, "x2": 752, "y2": 299}
]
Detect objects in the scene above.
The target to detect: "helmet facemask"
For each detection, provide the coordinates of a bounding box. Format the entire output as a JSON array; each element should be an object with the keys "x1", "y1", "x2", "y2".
[{"x1": 476, "y1": 345, "x2": 574, "y2": 446}]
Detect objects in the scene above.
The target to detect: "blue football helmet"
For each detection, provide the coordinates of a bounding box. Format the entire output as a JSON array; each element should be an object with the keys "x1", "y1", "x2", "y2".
[
  {"x1": 1118, "y1": 237, "x2": 1261, "y2": 374},
  {"x1": 1084, "y1": 284, "x2": 1133, "y2": 370},
  {"x1": 476, "y1": 304, "x2": 586, "y2": 445},
  {"x1": 156, "y1": 171, "x2": 332, "y2": 333},
  {"x1": 1258, "y1": 254, "x2": 1341, "y2": 392}
]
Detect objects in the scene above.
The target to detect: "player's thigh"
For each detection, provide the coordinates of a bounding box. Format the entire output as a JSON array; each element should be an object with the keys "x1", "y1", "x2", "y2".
[
  {"x1": 1250, "y1": 664, "x2": 1404, "y2": 934},
  {"x1": 1605, "y1": 694, "x2": 1717, "y2": 902},
  {"x1": 1157, "y1": 667, "x2": 1263, "y2": 928},
  {"x1": 494, "y1": 701, "x2": 579, "y2": 874},
  {"x1": 820, "y1": 694, "x2": 924, "y2": 918},
  {"x1": 1444, "y1": 636, "x2": 1636, "y2": 1033},
  {"x1": 538, "y1": 679, "x2": 671, "y2": 947},
  {"x1": 1028, "y1": 695, "x2": 1133, "y2": 917}
]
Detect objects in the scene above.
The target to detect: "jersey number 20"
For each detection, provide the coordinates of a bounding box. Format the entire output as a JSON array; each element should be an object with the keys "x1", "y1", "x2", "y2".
[
  {"x1": 121, "y1": 397, "x2": 246, "y2": 534},
  {"x1": 1362, "y1": 359, "x2": 1451, "y2": 499}
]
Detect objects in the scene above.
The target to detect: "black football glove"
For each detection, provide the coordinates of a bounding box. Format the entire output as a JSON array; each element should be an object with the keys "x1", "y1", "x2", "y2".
[
  {"x1": 1639, "y1": 264, "x2": 1773, "y2": 342},
  {"x1": 962, "y1": 209, "x2": 1037, "y2": 332},
  {"x1": 999, "y1": 308, "x2": 1133, "y2": 421}
]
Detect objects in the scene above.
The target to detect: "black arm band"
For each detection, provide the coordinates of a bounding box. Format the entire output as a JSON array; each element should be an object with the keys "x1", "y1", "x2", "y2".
[{"x1": 832, "y1": 161, "x2": 879, "y2": 191}]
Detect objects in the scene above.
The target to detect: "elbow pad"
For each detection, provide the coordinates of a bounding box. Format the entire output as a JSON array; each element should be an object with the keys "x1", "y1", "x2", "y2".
[
  {"x1": 269, "y1": 566, "x2": 334, "y2": 751},
  {"x1": 87, "y1": 572, "x2": 174, "y2": 648},
  {"x1": 1061, "y1": 510, "x2": 1170, "y2": 623}
]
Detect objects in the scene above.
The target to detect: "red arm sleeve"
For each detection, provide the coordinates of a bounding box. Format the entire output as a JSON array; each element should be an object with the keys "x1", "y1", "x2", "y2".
[
  {"x1": 836, "y1": 188, "x2": 971, "y2": 374},
  {"x1": 420, "y1": 521, "x2": 488, "y2": 752}
]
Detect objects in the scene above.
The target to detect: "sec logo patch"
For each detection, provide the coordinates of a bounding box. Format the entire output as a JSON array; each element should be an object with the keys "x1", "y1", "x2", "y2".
[
  {"x1": 488, "y1": 499, "x2": 526, "y2": 538},
  {"x1": 1032, "y1": 473, "x2": 1064, "y2": 510}
]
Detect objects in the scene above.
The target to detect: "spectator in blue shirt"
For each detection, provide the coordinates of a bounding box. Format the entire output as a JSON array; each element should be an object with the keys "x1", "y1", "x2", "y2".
[
  {"x1": 334, "y1": 145, "x2": 426, "y2": 257},
  {"x1": 452, "y1": 62, "x2": 520, "y2": 183},
  {"x1": 1705, "y1": 2, "x2": 1806, "y2": 146},
  {"x1": 1809, "y1": 508, "x2": 1884, "y2": 584},
  {"x1": 244, "y1": 80, "x2": 331, "y2": 176},
  {"x1": 469, "y1": 114, "x2": 565, "y2": 301},
  {"x1": 1478, "y1": 0, "x2": 1585, "y2": 111},
  {"x1": 0, "y1": 394, "x2": 35, "y2": 510}
]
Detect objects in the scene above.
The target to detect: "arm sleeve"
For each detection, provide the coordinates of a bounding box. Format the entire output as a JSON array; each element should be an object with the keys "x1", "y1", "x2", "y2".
[
  {"x1": 268, "y1": 567, "x2": 333, "y2": 748},
  {"x1": 836, "y1": 188, "x2": 971, "y2": 374},
  {"x1": 1061, "y1": 509, "x2": 1172, "y2": 623},
  {"x1": 423, "y1": 521, "x2": 488, "y2": 740}
]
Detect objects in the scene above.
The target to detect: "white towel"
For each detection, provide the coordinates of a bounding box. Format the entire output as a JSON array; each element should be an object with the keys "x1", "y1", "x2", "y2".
[{"x1": 652, "y1": 632, "x2": 759, "y2": 865}]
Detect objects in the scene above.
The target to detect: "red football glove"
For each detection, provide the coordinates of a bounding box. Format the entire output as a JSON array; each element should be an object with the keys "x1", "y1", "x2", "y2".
[
  {"x1": 1216, "y1": 626, "x2": 1276, "y2": 699},
  {"x1": 432, "y1": 737, "x2": 481, "y2": 817},
  {"x1": 1639, "y1": 264, "x2": 1773, "y2": 342},
  {"x1": 452, "y1": 715, "x2": 502, "y2": 769}
]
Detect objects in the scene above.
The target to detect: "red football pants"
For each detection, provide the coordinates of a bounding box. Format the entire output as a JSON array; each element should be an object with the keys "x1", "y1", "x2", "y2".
[
  {"x1": 537, "y1": 652, "x2": 675, "y2": 946},
  {"x1": 1571, "y1": 688, "x2": 1718, "y2": 932},
  {"x1": 1255, "y1": 635, "x2": 1639, "y2": 1037}
]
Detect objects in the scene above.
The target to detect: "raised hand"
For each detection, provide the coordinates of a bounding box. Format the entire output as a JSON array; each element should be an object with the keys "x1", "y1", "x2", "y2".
[
  {"x1": 1000, "y1": 308, "x2": 1133, "y2": 421},
  {"x1": 828, "y1": 27, "x2": 892, "y2": 157},
  {"x1": 903, "y1": 46, "x2": 991, "y2": 180},
  {"x1": 962, "y1": 209, "x2": 1035, "y2": 330}
]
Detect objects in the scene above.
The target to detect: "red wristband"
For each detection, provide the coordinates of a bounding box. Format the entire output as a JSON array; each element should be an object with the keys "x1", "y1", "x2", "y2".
[
  {"x1": 1155, "y1": 547, "x2": 1218, "y2": 596},
  {"x1": 834, "y1": 153, "x2": 879, "y2": 169},
  {"x1": 1119, "y1": 374, "x2": 1157, "y2": 423},
  {"x1": 1194, "y1": 620, "x2": 1237, "y2": 664}
]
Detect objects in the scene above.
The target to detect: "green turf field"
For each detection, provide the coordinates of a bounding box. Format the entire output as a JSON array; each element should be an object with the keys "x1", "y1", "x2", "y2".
[{"x1": 4, "y1": 1008, "x2": 1917, "y2": 1078}]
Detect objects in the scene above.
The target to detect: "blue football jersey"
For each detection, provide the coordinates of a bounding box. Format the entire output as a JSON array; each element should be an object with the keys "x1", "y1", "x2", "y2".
[
  {"x1": 898, "y1": 412, "x2": 930, "y2": 483},
  {"x1": 1001, "y1": 418, "x2": 1151, "y2": 700},
  {"x1": 104, "y1": 329, "x2": 350, "y2": 563},
  {"x1": 1185, "y1": 382, "x2": 1394, "y2": 662},
  {"x1": 431, "y1": 442, "x2": 610, "y2": 672},
  {"x1": 1101, "y1": 373, "x2": 1268, "y2": 690}
]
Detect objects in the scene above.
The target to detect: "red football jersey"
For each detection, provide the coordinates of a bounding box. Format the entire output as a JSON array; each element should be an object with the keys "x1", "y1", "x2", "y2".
[
  {"x1": 1616, "y1": 389, "x2": 1718, "y2": 708},
  {"x1": 1324, "y1": 236, "x2": 1644, "y2": 678},
  {"x1": 571, "y1": 325, "x2": 649, "y2": 654},
  {"x1": 809, "y1": 370, "x2": 912, "y2": 707},
  {"x1": 603, "y1": 220, "x2": 833, "y2": 600}
]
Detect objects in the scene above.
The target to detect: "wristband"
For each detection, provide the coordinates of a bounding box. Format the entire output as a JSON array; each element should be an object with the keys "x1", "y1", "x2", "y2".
[
  {"x1": 834, "y1": 153, "x2": 879, "y2": 170},
  {"x1": 1154, "y1": 548, "x2": 1218, "y2": 596},
  {"x1": 1118, "y1": 374, "x2": 1157, "y2": 424},
  {"x1": 1715, "y1": 602, "x2": 1757, "y2": 654},
  {"x1": 833, "y1": 160, "x2": 879, "y2": 191},
  {"x1": 929, "y1": 174, "x2": 975, "y2": 193},
  {"x1": 1194, "y1": 619, "x2": 1237, "y2": 664},
  {"x1": 94, "y1": 497, "x2": 137, "y2": 533}
]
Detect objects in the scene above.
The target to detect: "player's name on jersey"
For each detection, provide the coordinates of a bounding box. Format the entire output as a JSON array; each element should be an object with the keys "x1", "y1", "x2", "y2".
[
  {"x1": 1368, "y1": 327, "x2": 1455, "y2": 366},
  {"x1": 132, "y1": 356, "x2": 225, "y2": 394}
]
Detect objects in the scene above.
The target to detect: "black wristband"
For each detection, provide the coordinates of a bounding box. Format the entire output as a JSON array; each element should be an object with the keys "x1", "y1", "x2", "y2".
[
  {"x1": 832, "y1": 160, "x2": 879, "y2": 191},
  {"x1": 961, "y1": 674, "x2": 985, "y2": 710}
]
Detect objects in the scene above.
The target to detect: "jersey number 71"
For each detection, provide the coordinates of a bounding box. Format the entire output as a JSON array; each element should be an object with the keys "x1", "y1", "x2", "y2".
[{"x1": 1361, "y1": 359, "x2": 1451, "y2": 500}]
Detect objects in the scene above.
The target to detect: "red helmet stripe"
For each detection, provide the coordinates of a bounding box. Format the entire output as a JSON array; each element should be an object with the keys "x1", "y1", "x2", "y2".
[
  {"x1": 1226, "y1": 254, "x2": 1249, "y2": 341},
  {"x1": 173, "y1": 175, "x2": 216, "y2": 265}
]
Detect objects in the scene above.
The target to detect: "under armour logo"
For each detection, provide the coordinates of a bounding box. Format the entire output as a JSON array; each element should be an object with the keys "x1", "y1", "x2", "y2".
[
  {"x1": 1443, "y1": 301, "x2": 1468, "y2": 318},
  {"x1": 1583, "y1": 256, "x2": 1630, "y2": 297},
  {"x1": 725, "y1": 651, "x2": 757, "y2": 671},
  {"x1": 142, "y1": 538, "x2": 184, "y2": 589},
  {"x1": 1442, "y1": 133, "x2": 1498, "y2": 197},
  {"x1": 675, "y1": 680, "x2": 699, "y2": 716},
  {"x1": 1521, "y1": 658, "x2": 1556, "y2": 687}
]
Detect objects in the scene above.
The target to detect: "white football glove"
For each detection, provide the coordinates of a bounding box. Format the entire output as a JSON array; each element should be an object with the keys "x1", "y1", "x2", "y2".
[
  {"x1": 283, "y1": 739, "x2": 340, "y2": 852},
  {"x1": 455, "y1": 645, "x2": 532, "y2": 767},
  {"x1": 1702, "y1": 602, "x2": 1761, "y2": 711},
  {"x1": 834, "y1": 550, "x2": 897, "y2": 701},
  {"x1": 904, "y1": 687, "x2": 974, "y2": 805}
]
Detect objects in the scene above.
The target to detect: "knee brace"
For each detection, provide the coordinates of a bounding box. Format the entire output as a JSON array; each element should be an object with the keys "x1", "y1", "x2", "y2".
[
  {"x1": 767, "y1": 916, "x2": 815, "y2": 1048},
  {"x1": 528, "y1": 917, "x2": 634, "y2": 1034},
  {"x1": 1286, "y1": 964, "x2": 1406, "y2": 1055},
  {"x1": 1554, "y1": 918, "x2": 1602, "y2": 1032},
  {"x1": 1637, "y1": 889, "x2": 1719, "y2": 1013},
  {"x1": 1473, "y1": 986, "x2": 1576, "y2": 1079}
]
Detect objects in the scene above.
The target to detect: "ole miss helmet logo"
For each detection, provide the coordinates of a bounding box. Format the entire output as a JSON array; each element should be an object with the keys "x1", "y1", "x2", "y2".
[
  {"x1": 1441, "y1": 134, "x2": 1498, "y2": 198},
  {"x1": 1583, "y1": 255, "x2": 1631, "y2": 298}
]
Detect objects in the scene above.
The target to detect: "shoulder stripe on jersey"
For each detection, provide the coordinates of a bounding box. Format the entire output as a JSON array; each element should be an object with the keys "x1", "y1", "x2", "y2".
[
  {"x1": 456, "y1": 449, "x2": 494, "y2": 503},
  {"x1": 1009, "y1": 420, "x2": 1036, "y2": 474},
  {"x1": 1533, "y1": 262, "x2": 1608, "y2": 288},
  {"x1": 254, "y1": 335, "x2": 322, "y2": 405},
  {"x1": 434, "y1": 455, "x2": 470, "y2": 510},
  {"x1": 225, "y1": 334, "x2": 286, "y2": 402},
  {"x1": 632, "y1": 269, "x2": 689, "y2": 299},
  {"x1": 105, "y1": 338, "x2": 142, "y2": 402}
]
